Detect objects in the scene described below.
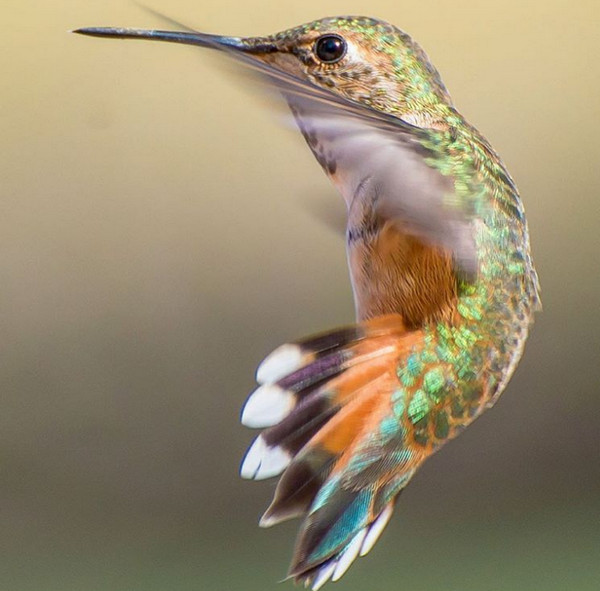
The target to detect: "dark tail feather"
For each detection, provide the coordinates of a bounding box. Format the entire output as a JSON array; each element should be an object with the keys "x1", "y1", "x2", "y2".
[
  {"x1": 290, "y1": 489, "x2": 400, "y2": 590},
  {"x1": 240, "y1": 315, "x2": 415, "y2": 588}
]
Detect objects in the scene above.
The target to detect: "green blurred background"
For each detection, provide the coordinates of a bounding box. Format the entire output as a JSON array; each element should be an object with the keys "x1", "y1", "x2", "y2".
[{"x1": 2, "y1": 1, "x2": 599, "y2": 590}]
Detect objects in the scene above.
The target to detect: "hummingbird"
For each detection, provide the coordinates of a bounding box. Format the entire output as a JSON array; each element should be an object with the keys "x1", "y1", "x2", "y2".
[{"x1": 75, "y1": 16, "x2": 540, "y2": 590}]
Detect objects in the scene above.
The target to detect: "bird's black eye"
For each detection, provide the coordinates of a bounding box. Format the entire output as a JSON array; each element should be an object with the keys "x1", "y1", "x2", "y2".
[{"x1": 314, "y1": 35, "x2": 346, "y2": 63}]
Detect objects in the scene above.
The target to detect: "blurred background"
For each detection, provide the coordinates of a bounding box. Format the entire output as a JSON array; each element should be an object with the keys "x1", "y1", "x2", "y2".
[{"x1": 2, "y1": 1, "x2": 599, "y2": 590}]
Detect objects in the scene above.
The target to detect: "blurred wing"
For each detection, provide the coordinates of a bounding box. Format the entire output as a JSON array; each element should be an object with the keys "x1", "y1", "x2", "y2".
[
  {"x1": 280, "y1": 96, "x2": 478, "y2": 278},
  {"x1": 74, "y1": 24, "x2": 478, "y2": 274},
  {"x1": 207, "y1": 39, "x2": 478, "y2": 277},
  {"x1": 127, "y1": 27, "x2": 476, "y2": 275}
]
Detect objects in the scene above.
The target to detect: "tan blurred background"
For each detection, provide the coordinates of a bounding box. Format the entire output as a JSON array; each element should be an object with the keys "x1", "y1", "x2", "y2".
[{"x1": 2, "y1": 1, "x2": 599, "y2": 590}]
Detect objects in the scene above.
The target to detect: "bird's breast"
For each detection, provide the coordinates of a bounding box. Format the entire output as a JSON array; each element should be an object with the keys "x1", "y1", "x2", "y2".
[{"x1": 347, "y1": 217, "x2": 458, "y2": 327}]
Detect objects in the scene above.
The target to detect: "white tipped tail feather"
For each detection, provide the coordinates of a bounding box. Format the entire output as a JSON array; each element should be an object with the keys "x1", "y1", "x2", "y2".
[
  {"x1": 256, "y1": 344, "x2": 305, "y2": 384},
  {"x1": 307, "y1": 507, "x2": 393, "y2": 590},
  {"x1": 241, "y1": 384, "x2": 295, "y2": 428},
  {"x1": 311, "y1": 560, "x2": 337, "y2": 591},
  {"x1": 240, "y1": 435, "x2": 291, "y2": 480},
  {"x1": 360, "y1": 503, "x2": 394, "y2": 556},
  {"x1": 332, "y1": 528, "x2": 366, "y2": 581}
]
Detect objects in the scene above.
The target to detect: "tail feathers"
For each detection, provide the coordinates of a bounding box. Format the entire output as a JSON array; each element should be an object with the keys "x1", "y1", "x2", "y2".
[
  {"x1": 252, "y1": 314, "x2": 406, "y2": 387},
  {"x1": 240, "y1": 315, "x2": 407, "y2": 482},
  {"x1": 242, "y1": 315, "x2": 406, "y2": 430},
  {"x1": 240, "y1": 315, "x2": 421, "y2": 587},
  {"x1": 259, "y1": 372, "x2": 388, "y2": 525},
  {"x1": 308, "y1": 503, "x2": 395, "y2": 590},
  {"x1": 288, "y1": 459, "x2": 416, "y2": 586},
  {"x1": 292, "y1": 494, "x2": 397, "y2": 590}
]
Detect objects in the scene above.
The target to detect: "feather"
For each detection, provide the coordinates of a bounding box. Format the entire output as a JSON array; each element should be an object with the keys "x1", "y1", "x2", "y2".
[{"x1": 239, "y1": 314, "x2": 428, "y2": 585}]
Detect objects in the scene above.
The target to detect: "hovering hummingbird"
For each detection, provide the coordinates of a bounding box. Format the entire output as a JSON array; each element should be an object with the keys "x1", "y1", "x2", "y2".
[{"x1": 75, "y1": 16, "x2": 540, "y2": 590}]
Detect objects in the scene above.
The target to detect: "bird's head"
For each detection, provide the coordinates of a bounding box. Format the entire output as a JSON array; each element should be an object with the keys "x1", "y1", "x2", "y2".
[{"x1": 74, "y1": 16, "x2": 453, "y2": 128}]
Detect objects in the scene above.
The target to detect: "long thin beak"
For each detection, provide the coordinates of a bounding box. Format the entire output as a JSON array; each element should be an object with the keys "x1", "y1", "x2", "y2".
[{"x1": 72, "y1": 27, "x2": 276, "y2": 54}]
